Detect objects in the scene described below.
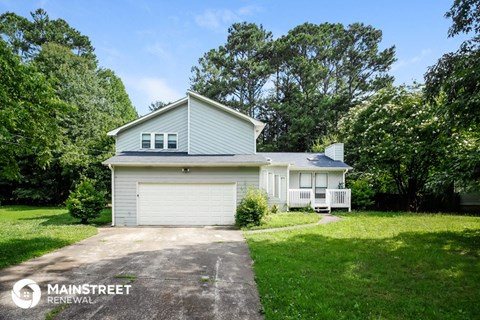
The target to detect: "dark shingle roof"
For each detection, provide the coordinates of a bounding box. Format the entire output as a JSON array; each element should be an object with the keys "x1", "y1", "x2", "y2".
[{"x1": 258, "y1": 152, "x2": 352, "y2": 169}]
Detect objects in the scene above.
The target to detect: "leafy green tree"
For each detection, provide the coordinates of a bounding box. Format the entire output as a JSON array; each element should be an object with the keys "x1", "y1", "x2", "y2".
[
  {"x1": 350, "y1": 178, "x2": 375, "y2": 210},
  {"x1": 66, "y1": 178, "x2": 105, "y2": 224},
  {"x1": 340, "y1": 85, "x2": 447, "y2": 211},
  {"x1": 424, "y1": 0, "x2": 479, "y2": 191},
  {"x1": 0, "y1": 39, "x2": 66, "y2": 180}
]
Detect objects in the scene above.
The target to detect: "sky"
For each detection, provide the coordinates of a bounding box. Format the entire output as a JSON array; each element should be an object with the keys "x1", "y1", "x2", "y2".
[{"x1": 0, "y1": 0, "x2": 467, "y2": 115}]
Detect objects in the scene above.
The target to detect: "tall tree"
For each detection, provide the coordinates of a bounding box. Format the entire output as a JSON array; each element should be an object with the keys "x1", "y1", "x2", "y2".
[
  {"x1": 425, "y1": 0, "x2": 480, "y2": 129},
  {"x1": 191, "y1": 22, "x2": 273, "y2": 117},
  {"x1": 265, "y1": 22, "x2": 396, "y2": 151},
  {"x1": 0, "y1": 8, "x2": 95, "y2": 62},
  {"x1": 424, "y1": 0, "x2": 480, "y2": 190},
  {"x1": 0, "y1": 39, "x2": 66, "y2": 180},
  {"x1": 340, "y1": 85, "x2": 447, "y2": 211}
]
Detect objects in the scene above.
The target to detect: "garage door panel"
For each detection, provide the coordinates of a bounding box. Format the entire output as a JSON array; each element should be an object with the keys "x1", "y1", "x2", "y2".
[{"x1": 138, "y1": 183, "x2": 235, "y2": 225}]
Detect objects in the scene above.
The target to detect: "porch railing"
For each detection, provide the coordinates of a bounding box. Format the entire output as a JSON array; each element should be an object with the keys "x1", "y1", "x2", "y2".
[
  {"x1": 288, "y1": 189, "x2": 314, "y2": 208},
  {"x1": 327, "y1": 189, "x2": 351, "y2": 211},
  {"x1": 288, "y1": 189, "x2": 351, "y2": 212}
]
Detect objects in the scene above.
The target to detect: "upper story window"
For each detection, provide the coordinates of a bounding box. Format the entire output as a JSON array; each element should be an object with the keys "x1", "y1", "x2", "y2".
[
  {"x1": 141, "y1": 133, "x2": 177, "y2": 149},
  {"x1": 141, "y1": 133, "x2": 151, "y2": 149},
  {"x1": 154, "y1": 134, "x2": 164, "y2": 149},
  {"x1": 168, "y1": 134, "x2": 177, "y2": 149}
]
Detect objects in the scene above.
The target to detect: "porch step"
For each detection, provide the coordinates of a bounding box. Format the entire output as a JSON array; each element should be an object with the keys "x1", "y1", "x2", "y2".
[{"x1": 314, "y1": 205, "x2": 330, "y2": 213}]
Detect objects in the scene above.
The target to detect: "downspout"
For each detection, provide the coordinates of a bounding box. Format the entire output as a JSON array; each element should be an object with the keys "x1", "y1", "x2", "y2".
[
  {"x1": 343, "y1": 169, "x2": 348, "y2": 188},
  {"x1": 286, "y1": 163, "x2": 291, "y2": 210},
  {"x1": 108, "y1": 164, "x2": 115, "y2": 227}
]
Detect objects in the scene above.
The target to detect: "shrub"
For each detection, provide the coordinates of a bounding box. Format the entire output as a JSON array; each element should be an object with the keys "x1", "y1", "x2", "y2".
[
  {"x1": 236, "y1": 188, "x2": 269, "y2": 228},
  {"x1": 350, "y1": 178, "x2": 375, "y2": 210},
  {"x1": 66, "y1": 178, "x2": 105, "y2": 224},
  {"x1": 270, "y1": 204, "x2": 280, "y2": 214}
]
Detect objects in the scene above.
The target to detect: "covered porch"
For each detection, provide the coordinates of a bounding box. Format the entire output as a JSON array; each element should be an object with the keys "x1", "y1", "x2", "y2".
[{"x1": 288, "y1": 189, "x2": 351, "y2": 212}]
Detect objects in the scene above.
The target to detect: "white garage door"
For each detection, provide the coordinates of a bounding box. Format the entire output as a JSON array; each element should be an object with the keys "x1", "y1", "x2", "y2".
[{"x1": 137, "y1": 183, "x2": 236, "y2": 225}]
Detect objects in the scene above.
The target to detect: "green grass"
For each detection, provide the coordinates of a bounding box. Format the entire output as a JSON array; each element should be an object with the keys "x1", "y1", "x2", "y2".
[
  {"x1": 45, "y1": 303, "x2": 69, "y2": 320},
  {"x1": 245, "y1": 211, "x2": 480, "y2": 320},
  {"x1": 243, "y1": 212, "x2": 321, "y2": 230},
  {"x1": 0, "y1": 205, "x2": 111, "y2": 269}
]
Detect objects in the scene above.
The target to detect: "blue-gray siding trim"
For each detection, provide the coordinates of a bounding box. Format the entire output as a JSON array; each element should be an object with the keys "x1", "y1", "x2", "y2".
[{"x1": 189, "y1": 96, "x2": 255, "y2": 154}]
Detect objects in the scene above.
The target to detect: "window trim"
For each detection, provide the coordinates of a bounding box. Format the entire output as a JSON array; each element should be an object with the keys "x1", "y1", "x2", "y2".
[
  {"x1": 274, "y1": 175, "x2": 280, "y2": 198},
  {"x1": 140, "y1": 132, "x2": 178, "y2": 150}
]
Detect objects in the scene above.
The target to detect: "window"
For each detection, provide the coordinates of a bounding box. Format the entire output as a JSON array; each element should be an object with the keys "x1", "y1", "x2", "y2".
[
  {"x1": 167, "y1": 134, "x2": 177, "y2": 149},
  {"x1": 141, "y1": 133, "x2": 177, "y2": 149},
  {"x1": 141, "y1": 133, "x2": 151, "y2": 149},
  {"x1": 299, "y1": 173, "x2": 312, "y2": 188},
  {"x1": 274, "y1": 175, "x2": 280, "y2": 198},
  {"x1": 268, "y1": 173, "x2": 274, "y2": 196},
  {"x1": 315, "y1": 173, "x2": 328, "y2": 199},
  {"x1": 154, "y1": 134, "x2": 164, "y2": 149}
]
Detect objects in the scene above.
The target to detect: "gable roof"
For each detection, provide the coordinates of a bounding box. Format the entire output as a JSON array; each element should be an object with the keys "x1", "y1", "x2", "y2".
[
  {"x1": 259, "y1": 152, "x2": 352, "y2": 170},
  {"x1": 107, "y1": 91, "x2": 266, "y2": 138}
]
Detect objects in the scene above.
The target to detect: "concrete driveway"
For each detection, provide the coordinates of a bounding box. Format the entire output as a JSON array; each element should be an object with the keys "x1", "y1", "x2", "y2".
[{"x1": 0, "y1": 227, "x2": 263, "y2": 320}]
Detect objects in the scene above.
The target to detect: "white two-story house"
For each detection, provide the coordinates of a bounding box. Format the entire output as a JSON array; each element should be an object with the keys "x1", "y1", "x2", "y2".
[{"x1": 103, "y1": 91, "x2": 351, "y2": 226}]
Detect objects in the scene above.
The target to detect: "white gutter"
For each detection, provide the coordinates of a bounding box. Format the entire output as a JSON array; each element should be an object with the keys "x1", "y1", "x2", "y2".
[{"x1": 103, "y1": 162, "x2": 269, "y2": 168}]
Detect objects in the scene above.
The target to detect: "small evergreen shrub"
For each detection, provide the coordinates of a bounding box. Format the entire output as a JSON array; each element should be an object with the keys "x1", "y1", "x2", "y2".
[
  {"x1": 350, "y1": 178, "x2": 375, "y2": 210},
  {"x1": 236, "y1": 188, "x2": 269, "y2": 228},
  {"x1": 66, "y1": 178, "x2": 105, "y2": 224}
]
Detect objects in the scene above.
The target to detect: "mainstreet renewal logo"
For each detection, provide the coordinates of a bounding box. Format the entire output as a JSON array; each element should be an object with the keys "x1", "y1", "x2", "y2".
[
  {"x1": 11, "y1": 279, "x2": 41, "y2": 309},
  {"x1": 11, "y1": 279, "x2": 132, "y2": 308}
]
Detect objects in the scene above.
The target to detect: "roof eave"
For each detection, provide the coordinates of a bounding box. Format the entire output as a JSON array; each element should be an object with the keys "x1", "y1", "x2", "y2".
[
  {"x1": 102, "y1": 162, "x2": 268, "y2": 167},
  {"x1": 289, "y1": 166, "x2": 351, "y2": 171}
]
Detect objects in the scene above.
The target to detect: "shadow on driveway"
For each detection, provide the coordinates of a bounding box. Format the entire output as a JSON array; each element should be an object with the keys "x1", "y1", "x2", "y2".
[{"x1": 0, "y1": 227, "x2": 263, "y2": 320}]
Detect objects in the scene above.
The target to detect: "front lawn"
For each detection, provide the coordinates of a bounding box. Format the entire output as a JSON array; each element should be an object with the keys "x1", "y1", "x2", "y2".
[
  {"x1": 246, "y1": 211, "x2": 480, "y2": 320},
  {"x1": 244, "y1": 212, "x2": 320, "y2": 230},
  {"x1": 0, "y1": 206, "x2": 111, "y2": 269}
]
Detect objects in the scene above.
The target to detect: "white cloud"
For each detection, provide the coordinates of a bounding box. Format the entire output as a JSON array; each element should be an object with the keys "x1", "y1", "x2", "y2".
[
  {"x1": 122, "y1": 75, "x2": 184, "y2": 115},
  {"x1": 194, "y1": 5, "x2": 262, "y2": 32},
  {"x1": 145, "y1": 43, "x2": 171, "y2": 59},
  {"x1": 135, "y1": 77, "x2": 183, "y2": 103},
  {"x1": 392, "y1": 49, "x2": 432, "y2": 71}
]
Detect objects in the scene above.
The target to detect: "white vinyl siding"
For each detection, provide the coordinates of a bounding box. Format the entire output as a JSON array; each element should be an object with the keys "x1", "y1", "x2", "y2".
[
  {"x1": 116, "y1": 103, "x2": 187, "y2": 153},
  {"x1": 189, "y1": 96, "x2": 255, "y2": 154},
  {"x1": 260, "y1": 165, "x2": 288, "y2": 209},
  {"x1": 113, "y1": 166, "x2": 259, "y2": 226}
]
